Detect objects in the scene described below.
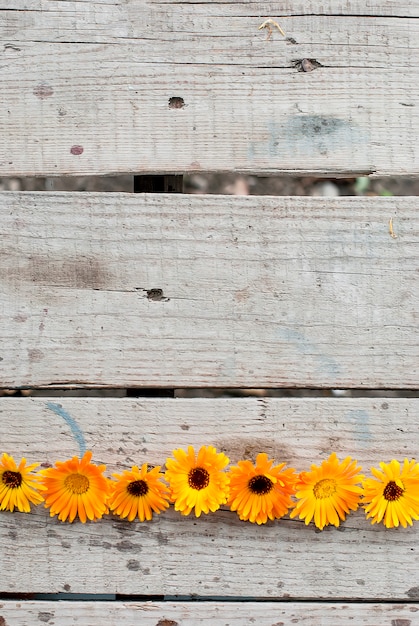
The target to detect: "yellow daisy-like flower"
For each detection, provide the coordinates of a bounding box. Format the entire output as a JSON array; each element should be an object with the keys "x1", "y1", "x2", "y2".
[
  {"x1": 109, "y1": 464, "x2": 170, "y2": 522},
  {"x1": 40, "y1": 450, "x2": 110, "y2": 523},
  {"x1": 0, "y1": 453, "x2": 45, "y2": 512},
  {"x1": 165, "y1": 445, "x2": 230, "y2": 517},
  {"x1": 362, "y1": 458, "x2": 419, "y2": 528},
  {"x1": 290, "y1": 452, "x2": 363, "y2": 530},
  {"x1": 228, "y1": 453, "x2": 297, "y2": 525}
]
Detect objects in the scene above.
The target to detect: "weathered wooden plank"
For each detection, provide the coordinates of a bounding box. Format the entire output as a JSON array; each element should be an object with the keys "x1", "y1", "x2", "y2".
[
  {"x1": 1, "y1": 600, "x2": 419, "y2": 626},
  {"x1": 0, "y1": 397, "x2": 418, "y2": 598},
  {"x1": 2, "y1": 397, "x2": 416, "y2": 468},
  {"x1": 1, "y1": 193, "x2": 417, "y2": 389},
  {"x1": 1, "y1": 2, "x2": 418, "y2": 176}
]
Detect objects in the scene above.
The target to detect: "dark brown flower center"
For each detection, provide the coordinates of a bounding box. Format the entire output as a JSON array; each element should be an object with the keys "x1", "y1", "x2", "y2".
[
  {"x1": 383, "y1": 480, "x2": 404, "y2": 501},
  {"x1": 2, "y1": 470, "x2": 22, "y2": 489},
  {"x1": 127, "y1": 480, "x2": 149, "y2": 497},
  {"x1": 188, "y1": 467, "x2": 210, "y2": 490},
  {"x1": 248, "y1": 474, "x2": 273, "y2": 495}
]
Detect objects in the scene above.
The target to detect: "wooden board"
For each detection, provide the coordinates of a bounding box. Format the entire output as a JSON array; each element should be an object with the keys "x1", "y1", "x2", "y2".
[
  {"x1": 1, "y1": 600, "x2": 419, "y2": 626},
  {"x1": 1, "y1": 193, "x2": 418, "y2": 389},
  {"x1": 1, "y1": 2, "x2": 418, "y2": 176},
  {"x1": 0, "y1": 397, "x2": 418, "y2": 599}
]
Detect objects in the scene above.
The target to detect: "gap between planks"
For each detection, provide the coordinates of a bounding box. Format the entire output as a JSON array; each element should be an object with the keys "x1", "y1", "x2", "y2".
[{"x1": 2, "y1": 389, "x2": 419, "y2": 399}]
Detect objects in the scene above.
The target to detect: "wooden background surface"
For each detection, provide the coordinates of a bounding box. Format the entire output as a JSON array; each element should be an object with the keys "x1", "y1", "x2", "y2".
[{"x1": 1, "y1": 1, "x2": 419, "y2": 624}]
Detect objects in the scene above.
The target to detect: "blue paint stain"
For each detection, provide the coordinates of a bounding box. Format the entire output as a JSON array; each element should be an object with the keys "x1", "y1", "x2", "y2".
[
  {"x1": 277, "y1": 327, "x2": 342, "y2": 377},
  {"x1": 345, "y1": 409, "x2": 371, "y2": 447},
  {"x1": 248, "y1": 117, "x2": 367, "y2": 160},
  {"x1": 46, "y1": 402, "x2": 87, "y2": 455}
]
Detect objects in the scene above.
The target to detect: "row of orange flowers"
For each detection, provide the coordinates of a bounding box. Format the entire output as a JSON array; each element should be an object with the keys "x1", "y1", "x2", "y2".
[{"x1": 1, "y1": 447, "x2": 419, "y2": 530}]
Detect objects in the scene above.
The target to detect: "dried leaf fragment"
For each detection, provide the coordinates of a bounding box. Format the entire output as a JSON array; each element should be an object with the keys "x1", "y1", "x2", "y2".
[
  {"x1": 258, "y1": 18, "x2": 285, "y2": 40},
  {"x1": 389, "y1": 217, "x2": 397, "y2": 239}
]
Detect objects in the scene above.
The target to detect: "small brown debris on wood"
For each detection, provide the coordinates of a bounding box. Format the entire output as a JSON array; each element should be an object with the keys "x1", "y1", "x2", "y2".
[
  {"x1": 389, "y1": 217, "x2": 397, "y2": 238},
  {"x1": 258, "y1": 18, "x2": 285, "y2": 40}
]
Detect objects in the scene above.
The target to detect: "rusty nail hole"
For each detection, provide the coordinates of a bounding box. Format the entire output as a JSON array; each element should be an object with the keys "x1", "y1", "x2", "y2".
[
  {"x1": 70, "y1": 145, "x2": 84, "y2": 155},
  {"x1": 168, "y1": 96, "x2": 185, "y2": 109},
  {"x1": 135, "y1": 287, "x2": 170, "y2": 302},
  {"x1": 146, "y1": 288, "x2": 167, "y2": 301},
  {"x1": 292, "y1": 58, "x2": 324, "y2": 72},
  {"x1": 285, "y1": 36, "x2": 298, "y2": 45}
]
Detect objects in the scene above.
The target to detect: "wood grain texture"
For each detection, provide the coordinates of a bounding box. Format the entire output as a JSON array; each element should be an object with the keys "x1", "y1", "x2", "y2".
[
  {"x1": 1, "y1": 193, "x2": 418, "y2": 389},
  {"x1": 1, "y1": 601, "x2": 419, "y2": 626},
  {"x1": 1, "y1": 1, "x2": 418, "y2": 176},
  {"x1": 0, "y1": 397, "x2": 418, "y2": 598}
]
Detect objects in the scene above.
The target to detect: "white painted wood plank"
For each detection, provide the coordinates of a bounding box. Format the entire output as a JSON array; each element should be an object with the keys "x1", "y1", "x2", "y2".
[
  {"x1": 1, "y1": 600, "x2": 419, "y2": 626},
  {"x1": 0, "y1": 397, "x2": 418, "y2": 599},
  {"x1": 1, "y1": 193, "x2": 417, "y2": 389},
  {"x1": 1, "y1": 2, "x2": 418, "y2": 175}
]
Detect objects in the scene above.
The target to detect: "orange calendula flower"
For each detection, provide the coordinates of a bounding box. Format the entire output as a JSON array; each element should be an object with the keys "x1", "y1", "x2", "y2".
[
  {"x1": 40, "y1": 450, "x2": 110, "y2": 523},
  {"x1": 228, "y1": 453, "x2": 297, "y2": 524},
  {"x1": 165, "y1": 445, "x2": 230, "y2": 517},
  {"x1": 362, "y1": 458, "x2": 419, "y2": 528},
  {"x1": 290, "y1": 452, "x2": 363, "y2": 530},
  {"x1": 0, "y1": 453, "x2": 45, "y2": 512},
  {"x1": 109, "y1": 464, "x2": 170, "y2": 522}
]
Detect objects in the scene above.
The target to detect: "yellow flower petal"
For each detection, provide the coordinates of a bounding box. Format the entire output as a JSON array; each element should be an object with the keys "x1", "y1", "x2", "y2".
[
  {"x1": 40, "y1": 451, "x2": 110, "y2": 523},
  {"x1": 165, "y1": 446, "x2": 229, "y2": 517},
  {"x1": 362, "y1": 458, "x2": 419, "y2": 528},
  {"x1": 0, "y1": 453, "x2": 45, "y2": 513},
  {"x1": 228, "y1": 453, "x2": 297, "y2": 524},
  {"x1": 109, "y1": 464, "x2": 169, "y2": 522},
  {"x1": 290, "y1": 453, "x2": 363, "y2": 530}
]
